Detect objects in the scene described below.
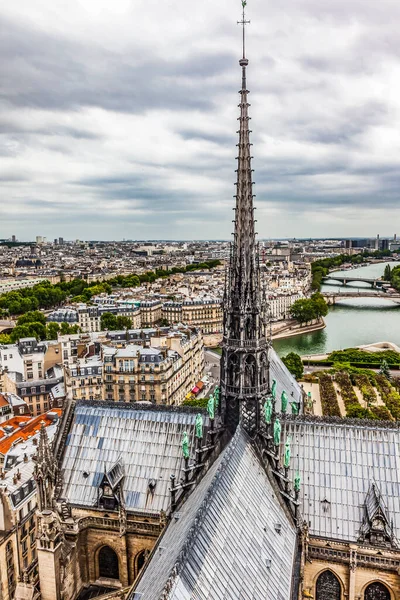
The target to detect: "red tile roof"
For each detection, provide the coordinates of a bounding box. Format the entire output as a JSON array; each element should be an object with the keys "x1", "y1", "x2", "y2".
[{"x1": 0, "y1": 409, "x2": 62, "y2": 456}]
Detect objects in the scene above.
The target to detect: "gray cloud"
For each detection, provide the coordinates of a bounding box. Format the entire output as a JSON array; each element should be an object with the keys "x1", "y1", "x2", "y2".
[{"x1": 1, "y1": 0, "x2": 400, "y2": 240}]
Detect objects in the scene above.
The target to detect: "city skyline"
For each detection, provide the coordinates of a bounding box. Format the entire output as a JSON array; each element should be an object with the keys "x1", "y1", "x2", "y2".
[{"x1": 2, "y1": 0, "x2": 400, "y2": 240}]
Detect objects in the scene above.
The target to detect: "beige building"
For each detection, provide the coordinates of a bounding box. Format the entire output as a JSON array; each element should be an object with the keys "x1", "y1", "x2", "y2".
[
  {"x1": 102, "y1": 327, "x2": 204, "y2": 406},
  {"x1": 77, "y1": 304, "x2": 141, "y2": 333},
  {"x1": 65, "y1": 357, "x2": 103, "y2": 402},
  {"x1": 139, "y1": 300, "x2": 163, "y2": 327},
  {"x1": 162, "y1": 299, "x2": 223, "y2": 333}
]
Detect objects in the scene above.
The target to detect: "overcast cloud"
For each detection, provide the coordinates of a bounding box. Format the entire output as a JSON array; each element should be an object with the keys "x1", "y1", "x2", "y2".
[{"x1": 1, "y1": 0, "x2": 400, "y2": 240}]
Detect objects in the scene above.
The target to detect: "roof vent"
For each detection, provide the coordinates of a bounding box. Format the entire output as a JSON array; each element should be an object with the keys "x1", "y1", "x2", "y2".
[
  {"x1": 274, "y1": 523, "x2": 282, "y2": 534},
  {"x1": 265, "y1": 558, "x2": 272, "y2": 569},
  {"x1": 174, "y1": 512, "x2": 182, "y2": 521}
]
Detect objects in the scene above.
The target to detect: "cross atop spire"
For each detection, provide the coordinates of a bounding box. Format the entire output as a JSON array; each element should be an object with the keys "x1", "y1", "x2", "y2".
[{"x1": 238, "y1": 1, "x2": 250, "y2": 61}]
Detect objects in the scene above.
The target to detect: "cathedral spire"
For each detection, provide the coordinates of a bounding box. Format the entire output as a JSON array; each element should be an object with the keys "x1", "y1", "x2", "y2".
[{"x1": 220, "y1": 1, "x2": 269, "y2": 435}]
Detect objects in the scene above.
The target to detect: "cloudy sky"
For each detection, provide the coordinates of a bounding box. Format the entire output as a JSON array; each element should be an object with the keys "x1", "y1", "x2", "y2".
[{"x1": 1, "y1": 0, "x2": 400, "y2": 241}]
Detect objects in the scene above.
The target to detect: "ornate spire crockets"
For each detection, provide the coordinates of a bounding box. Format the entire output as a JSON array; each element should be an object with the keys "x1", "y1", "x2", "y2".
[
  {"x1": 220, "y1": 1, "x2": 269, "y2": 435},
  {"x1": 33, "y1": 423, "x2": 58, "y2": 512}
]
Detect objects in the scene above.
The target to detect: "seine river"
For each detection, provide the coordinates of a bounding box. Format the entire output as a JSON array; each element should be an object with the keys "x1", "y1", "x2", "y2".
[{"x1": 273, "y1": 261, "x2": 400, "y2": 356}]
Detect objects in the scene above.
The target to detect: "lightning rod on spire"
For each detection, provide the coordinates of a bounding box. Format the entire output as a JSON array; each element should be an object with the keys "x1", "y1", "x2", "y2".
[{"x1": 238, "y1": 1, "x2": 250, "y2": 60}]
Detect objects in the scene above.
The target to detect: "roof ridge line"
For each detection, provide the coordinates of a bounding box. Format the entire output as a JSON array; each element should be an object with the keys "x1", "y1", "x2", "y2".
[
  {"x1": 159, "y1": 427, "x2": 243, "y2": 599},
  {"x1": 75, "y1": 399, "x2": 207, "y2": 415}
]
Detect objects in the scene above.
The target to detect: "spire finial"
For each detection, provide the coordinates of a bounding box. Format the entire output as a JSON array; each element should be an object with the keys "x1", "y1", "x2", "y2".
[{"x1": 238, "y1": 1, "x2": 250, "y2": 60}]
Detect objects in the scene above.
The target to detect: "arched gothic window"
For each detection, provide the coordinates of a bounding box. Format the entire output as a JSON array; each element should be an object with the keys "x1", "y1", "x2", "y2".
[
  {"x1": 98, "y1": 546, "x2": 119, "y2": 580},
  {"x1": 365, "y1": 582, "x2": 391, "y2": 600},
  {"x1": 316, "y1": 570, "x2": 341, "y2": 600},
  {"x1": 135, "y1": 550, "x2": 147, "y2": 578}
]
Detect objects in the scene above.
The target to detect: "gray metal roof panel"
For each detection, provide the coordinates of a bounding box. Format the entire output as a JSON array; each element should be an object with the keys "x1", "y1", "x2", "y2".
[
  {"x1": 282, "y1": 419, "x2": 400, "y2": 542},
  {"x1": 134, "y1": 428, "x2": 297, "y2": 600},
  {"x1": 61, "y1": 405, "x2": 202, "y2": 512},
  {"x1": 269, "y1": 347, "x2": 303, "y2": 410}
]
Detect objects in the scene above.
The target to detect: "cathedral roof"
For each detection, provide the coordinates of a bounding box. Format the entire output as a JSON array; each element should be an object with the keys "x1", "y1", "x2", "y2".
[
  {"x1": 283, "y1": 418, "x2": 400, "y2": 543},
  {"x1": 132, "y1": 428, "x2": 297, "y2": 600},
  {"x1": 269, "y1": 347, "x2": 303, "y2": 410},
  {"x1": 61, "y1": 402, "x2": 208, "y2": 513}
]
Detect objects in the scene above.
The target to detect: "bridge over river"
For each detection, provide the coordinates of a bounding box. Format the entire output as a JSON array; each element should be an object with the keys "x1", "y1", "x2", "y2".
[
  {"x1": 323, "y1": 291, "x2": 400, "y2": 305},
  {"x1": 322, "y1": 275, "x2": 385, "y2": 288},
  {"x1": 0, "y1": 320, "x2": 15, "y2": 334}
]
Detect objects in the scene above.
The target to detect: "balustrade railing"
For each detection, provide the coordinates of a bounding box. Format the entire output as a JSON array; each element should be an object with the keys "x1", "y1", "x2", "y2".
[{"x1": 222, "y1": 336, "x2": 267, "y2": 348}]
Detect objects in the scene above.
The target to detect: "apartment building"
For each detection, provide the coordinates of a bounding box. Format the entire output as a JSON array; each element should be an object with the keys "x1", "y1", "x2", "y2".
[
  {"x1": 139, "y1": 300, "x2": 163, "y2": 326},
  {"x1": 101, "y1": 327, "x2": 203, "y2": 406},
  {"x1": 0, "y1": 410, "x2": 61, "y2": 600},
  {"x1": 267, "y1": 292, "x2": 304, "y2": 321},
  {"x1": 162, "y1": 298, "x2": 223, "y2": 333},
  {"x1": 64, "y1": 356, "x2": 103, "y2": 402}
]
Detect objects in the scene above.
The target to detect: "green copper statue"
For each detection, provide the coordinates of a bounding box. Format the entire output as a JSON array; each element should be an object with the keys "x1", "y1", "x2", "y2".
[
  {"x1": 207, "y1": 395, "x2": 215, "y2": 420},
  {"x1": 263, "y1": 396, "x2": 273, "y2": 424},
  {"x1": 273, "y1": 418, "x2": 281, "y2": 446},
  {"x1": 182, "y1": 432, "x2": 189, "y2": 459},
  {"x1": 271, "y1": 379, "x2": 277, "y2": 400},
  {"x1": 284, "y1": 436, "x2": 291, "y2": 469},
  {"x1": 294, "y1": 471, "x2": 301, "y2": 493},
  {"x1": 281, "y1": 390, "x2": 288, "y2": 413},
  {"x1": 214, "y1": 386, "x2": 220, "y2": 408},
  {"x1": 195, "y1": 414, "x2": 203, "y2": 439},
  {"x1": 291, "y1": 401, "x2": 299, "y2": 415}
]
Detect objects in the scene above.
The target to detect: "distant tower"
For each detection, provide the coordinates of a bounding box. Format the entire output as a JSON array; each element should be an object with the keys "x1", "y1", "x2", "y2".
[{"x1": 220, "y1": 1, "x2": 269, "y2": 435}]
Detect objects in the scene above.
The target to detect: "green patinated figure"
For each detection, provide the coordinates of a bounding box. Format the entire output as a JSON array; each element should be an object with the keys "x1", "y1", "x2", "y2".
[
  {"x1": 281, "y1": 390, "x2": 288, "y2": 413},
  {"x1": 284, "y1": 436, "x2": 291, "y2": 468},
  {"x1": 273, "y1": 418, "x2": 281, "y2": 446},
  {"x1": 207, "y1": 395, "x2": 215, "y2": 420},
  {"x1": 214, "y1": 387, "x2": 220, "y2": 408},
  {"x1": 182, "y1": 432, "x2": 189, "y2": 459},
  {"x1": 294, "y1": 471, "x2": 301, "y2": 493},
  {"x1": 263, "y1": 396, "x2": 273, "y2": 424},
  {"x1": 291, "y1": 401, "x2": 299, "y2": 415},
  {"x1": 195, "y1": 414, "x2": 203, "y2": 439},
  {"x1": 271, "y1": 379, "x2": 277, "y2": 400}
]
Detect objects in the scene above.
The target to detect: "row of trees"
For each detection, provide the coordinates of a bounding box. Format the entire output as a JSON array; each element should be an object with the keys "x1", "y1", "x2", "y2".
[
  {"x1": 0, "y1": 279, "x2": 111, "y2": 317},
  {"x1": 0, "y1": 261, "x2": 222, "y2": 317},
  {"x1": 0, "y1": 310, "x2": 79, "y2": 344},
  {"x1": 383, "y1": 264, "x2": 400, "y2": 291},
  {"x1": 289, "y1": 292, "x2": 328, "y2": 324},
  {"x1": 107, "y1": 260, "x2": 221, "y2": 289}
]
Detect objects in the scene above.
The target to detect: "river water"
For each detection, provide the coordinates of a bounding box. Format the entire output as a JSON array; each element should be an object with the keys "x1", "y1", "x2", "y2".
[{"x1": 273, "y1": 261, "x2": 400, "y2": 356}]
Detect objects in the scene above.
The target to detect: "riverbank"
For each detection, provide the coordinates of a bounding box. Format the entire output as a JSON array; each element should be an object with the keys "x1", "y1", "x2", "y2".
[{"x1": 272, "y1": 318, "x2": 325, "y2": 341}]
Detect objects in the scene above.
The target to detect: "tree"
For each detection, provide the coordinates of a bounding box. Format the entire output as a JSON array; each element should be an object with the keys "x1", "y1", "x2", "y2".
[
  {"x1": 116, "y1": 316, "x2": 132, "y2": 329},
  {"x1": 46, "y1": 322, "x2": 60, "y2": 340},
  {"x1": 380, "y1": 359, "x2": 392, "y2": 380},
  {"x1": 290, "y1": 299, "x2": 316, "y2": 323},
  {"x1": 17, "y1": 311, "x2": 46, "y2": 326},
  {"x1": 282, "y1": 352, "x2": 304, "y2": 380},
  {"x1": 384, "y1": 264, "x2": 392, "y2": 282},
  {"x1": 100, "y1": 312, "x2": 118, "y2": 330},
  {"x1": 311, "y1": 292, "x2": 328, "y2": 318}
]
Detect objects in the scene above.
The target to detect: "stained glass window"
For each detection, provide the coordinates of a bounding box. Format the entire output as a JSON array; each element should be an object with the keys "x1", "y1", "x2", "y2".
[
  {"x1": 316, "y1": 570, "x2": 341, "y2": 600},
  {"x1": 365, "y1": 582, "x2": 390, "y2": 600}
]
